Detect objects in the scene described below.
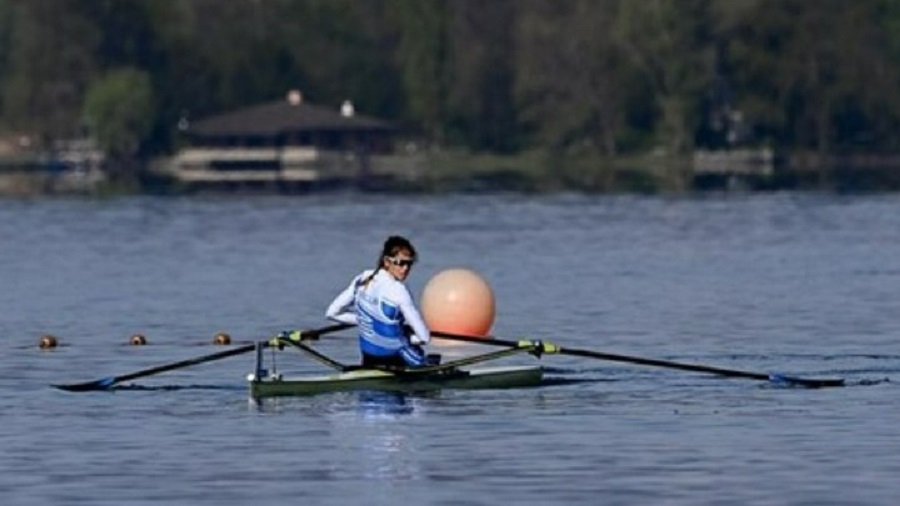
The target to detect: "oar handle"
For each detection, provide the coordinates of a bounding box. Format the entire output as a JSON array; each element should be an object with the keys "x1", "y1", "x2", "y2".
[
  {"x1": 276, "y1": 322, "x2": 355, "y2": 343},
  {"x1": 434, "y1": 331, "x2": 517, "y2": 346}
]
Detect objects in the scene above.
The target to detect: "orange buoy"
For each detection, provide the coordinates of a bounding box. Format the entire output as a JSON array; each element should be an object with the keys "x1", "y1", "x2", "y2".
[
  {"x1": 421, "y1": 268, "x2": 495, "y2": 337},
  {"x1": 213, "y1": 332, "x2": 231, "y2": 345},
  {"x1": 39, "y1": 334, "x2": 58, "y2": 349},
  {"x1": 130, "y1": 334, "x2": 147, "y2": 346}
]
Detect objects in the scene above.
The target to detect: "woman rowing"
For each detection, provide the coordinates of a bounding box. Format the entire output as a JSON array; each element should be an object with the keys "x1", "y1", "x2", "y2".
[{"x1": 326, "y1": 235, "x2": 433, "y2": 368}]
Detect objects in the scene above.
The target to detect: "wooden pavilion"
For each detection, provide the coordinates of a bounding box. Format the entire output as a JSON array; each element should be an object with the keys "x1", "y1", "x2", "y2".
[{"x1": 169, "y1": 90, "x2": 397, "y2": 191}]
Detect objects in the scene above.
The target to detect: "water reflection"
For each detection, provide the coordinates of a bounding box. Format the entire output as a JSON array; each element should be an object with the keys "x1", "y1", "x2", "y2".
[
  {"x1": 347, "y1": 391, "x2": 423, "y2": 483},
  {"x1": 354, "y1": 390, "x2": 415, "y2": 416},
  {"x1": 248, "y1": 389, "x2": 424, "y2": 483},
  {"x1": 247, "y1": 390, "x2": 421, "y2": 417}
]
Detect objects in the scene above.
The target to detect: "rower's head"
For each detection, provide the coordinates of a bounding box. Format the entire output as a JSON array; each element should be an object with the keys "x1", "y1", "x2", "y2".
[{"x1": 380, "y1": 235, "x2": 417, "y2": 281}]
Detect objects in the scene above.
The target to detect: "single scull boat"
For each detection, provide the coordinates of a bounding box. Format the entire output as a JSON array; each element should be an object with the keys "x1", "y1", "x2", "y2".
[{"x1": 247, "y1": 333, "x2": 545, "y2": 398}]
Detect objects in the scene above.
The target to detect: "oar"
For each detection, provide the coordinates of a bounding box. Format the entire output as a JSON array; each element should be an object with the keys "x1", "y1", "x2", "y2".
[
  {"x1": 52, "y1": 323, "x2": 353, "y2": 392},
  {"x1": 432, "y1": 330, "x2": 845, "y2": 388}
]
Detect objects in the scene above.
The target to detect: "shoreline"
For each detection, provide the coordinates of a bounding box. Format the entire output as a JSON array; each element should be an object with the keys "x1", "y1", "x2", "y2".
[{"x1": 4, "y1": 150, "x2": 900, "y2": 197}]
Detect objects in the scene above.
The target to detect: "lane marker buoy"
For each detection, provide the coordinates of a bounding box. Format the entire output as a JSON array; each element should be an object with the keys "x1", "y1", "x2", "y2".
[
  {"x1": 213, "y1": 332, "x2": 231, "y2": 345},
  {"x1": 39, "y1": 334, "x2": 58, "y2": 349}
]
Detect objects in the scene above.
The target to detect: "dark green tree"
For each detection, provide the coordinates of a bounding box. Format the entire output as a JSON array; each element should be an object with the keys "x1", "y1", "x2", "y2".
[
  {"x1": 443, "y1": 0, "x2": 520, "y2": 152},
  {"x1": 729, "y1": 0, "x2": 900, "y2": 154},
  {"x1": 388, "y1": 0, "x2": 453, "y2": 145},
  {"x1": 1, "y1": 0, "x2": 99, "y2": 144},
  {"x1": 83, "y1": 67, "x2": 156, "y2": 183},
  {"x1": 515, "y1": 0, "x2": 631, "y2": 155},
  {"x1": 613, "y1": 0, "x2": 716, "y2": 154}
]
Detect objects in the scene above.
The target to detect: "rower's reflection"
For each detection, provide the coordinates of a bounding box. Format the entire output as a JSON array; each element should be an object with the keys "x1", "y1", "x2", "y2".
[
  {"x1": 355, "y1": 390, "x2": 415, "y2": 416},
  {"x1": 246, "y1": 390, "x2": 424, "y2": 414},
  {"x1": 248, "y1": 389, "x2": 427, "y2": 483},
  {"x1": 351, "y1": 390, "x2": 424, "y2": 483}
]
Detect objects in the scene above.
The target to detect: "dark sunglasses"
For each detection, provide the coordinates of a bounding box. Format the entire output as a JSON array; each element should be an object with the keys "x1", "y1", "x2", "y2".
[{"x1": 386, "y1": 256, "x2": 416, "y2": 268}]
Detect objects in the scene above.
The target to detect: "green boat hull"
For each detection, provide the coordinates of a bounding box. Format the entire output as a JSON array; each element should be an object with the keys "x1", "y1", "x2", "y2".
[{"x1": 249, "y1": 365, "x2": 543, "y2": 398}]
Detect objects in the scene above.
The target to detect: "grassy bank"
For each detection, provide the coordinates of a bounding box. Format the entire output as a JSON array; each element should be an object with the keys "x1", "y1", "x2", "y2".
[{"x1": 395, "y1": 150, "x2": 694, "y2": 194}]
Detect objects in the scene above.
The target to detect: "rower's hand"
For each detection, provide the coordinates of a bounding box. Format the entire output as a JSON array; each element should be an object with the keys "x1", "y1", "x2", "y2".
[
  {"x1": 278, "y1": 330, "x2": 304, "y2": 342},
  {"x1": 403, "y1": 324, "x2": 424, "y2": 345}
]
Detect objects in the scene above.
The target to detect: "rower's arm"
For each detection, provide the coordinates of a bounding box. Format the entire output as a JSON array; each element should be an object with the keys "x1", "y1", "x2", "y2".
[
  {"x1": 325, "y1": 279, "x2": 358, "y2": 325},
  {"x1": 395, "y1": 286, "x2": 430, "y2": 345}
]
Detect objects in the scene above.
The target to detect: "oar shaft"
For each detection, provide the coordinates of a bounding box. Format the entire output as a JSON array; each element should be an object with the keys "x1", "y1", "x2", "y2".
[
  {"x1": 116, "y1": 323, "x2": 354, "y2": 383},
  {"x1": 432, "y1": 331, "x2": 842, "y2": 387},
  {"x1": 557, "y1": 347, "x2": 769, "y2": 381},
  {"x1": 54, "y1": 323, "x2": 355, "y2": 392},
  {"x1": 435, "y1": 331, "x2": 768, "y2": 379},
  {"x1": 115, "y1": 343, "x2": 256, "y2": 383}
]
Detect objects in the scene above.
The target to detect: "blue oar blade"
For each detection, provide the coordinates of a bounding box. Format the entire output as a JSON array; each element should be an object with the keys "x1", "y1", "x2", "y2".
[
  {"x1": 768, "y1": 373, "x2": 845, "y2": 388},
  {"x1": 98, "y1": 376, "x2": 116, "y2": 388},
  {"x1": 52, "y1": 376, "x2": 117, "y2": 392}
]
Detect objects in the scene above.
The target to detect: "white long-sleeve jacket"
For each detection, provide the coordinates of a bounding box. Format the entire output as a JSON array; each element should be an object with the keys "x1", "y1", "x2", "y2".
[{"x1": 326, "y1": 269, "x2": 430, "y2": 357}]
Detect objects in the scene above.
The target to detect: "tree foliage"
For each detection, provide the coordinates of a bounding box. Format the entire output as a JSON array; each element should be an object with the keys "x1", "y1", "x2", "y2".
[
  {"x1": 1, "y1": 0, "x2": 99, "y2": 141},
  {"x1": 1, "y1": 0, "x2": 900, "y2": 166},
  {"x1": 516, "y1": 0, "x2": 632, "y2": 155},
  {"x1": 83, "y1": 67, "x2": 155, "y2": 162}
]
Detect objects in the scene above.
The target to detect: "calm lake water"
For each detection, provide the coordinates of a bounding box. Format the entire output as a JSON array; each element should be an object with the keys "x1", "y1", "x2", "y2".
[{"x1": 1, "y1": 193, "x2": 898, "y2": 505}]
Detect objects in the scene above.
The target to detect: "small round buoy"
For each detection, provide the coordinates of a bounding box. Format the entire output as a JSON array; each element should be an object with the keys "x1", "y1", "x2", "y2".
[
  {"x1": 421, "y1": 268, "x2": 496, "y2": 337},
  {"x1": 39, "y1": 334, "x2": 58, "y2": 349},
  {"x1": 213, "y1": 332, "x2": 231, "y2": 345},
  {"x1": 129, "y1": 334, "x2": 147, "y2": 346}
]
